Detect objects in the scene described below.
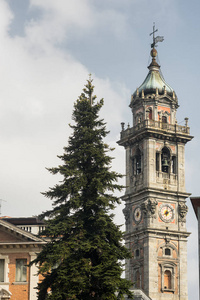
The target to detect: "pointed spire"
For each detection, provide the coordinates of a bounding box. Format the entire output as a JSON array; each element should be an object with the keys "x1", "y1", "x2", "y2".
[
  {"x1": 131, "y1": 26, "x2": 176, "y2": 103},
  {"x1": 141, "y1": 90, "x2": 144, "y2": 99}
]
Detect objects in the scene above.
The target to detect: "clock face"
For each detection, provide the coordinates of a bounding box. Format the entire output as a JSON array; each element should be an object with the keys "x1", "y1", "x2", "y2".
[
  {"x1": 159, "y1": 203, "x2": 175, "y2": 223},
  {"x1": 133, "y1": 206, "x2": 142, "y2": 224}
]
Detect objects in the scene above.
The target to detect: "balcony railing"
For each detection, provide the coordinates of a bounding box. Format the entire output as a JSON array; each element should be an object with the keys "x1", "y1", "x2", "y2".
[{"x1": 120, "y1": 119, "x2": 190, "y2": 139}]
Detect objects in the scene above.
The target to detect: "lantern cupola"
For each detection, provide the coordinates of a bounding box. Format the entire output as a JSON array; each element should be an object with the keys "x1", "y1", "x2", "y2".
[
  {"x1": 132, "y1": 48, "x2": 177, "y2": 103},
  {"x1": 130, "y1": 45, "x2": 179, "y2": 127}
]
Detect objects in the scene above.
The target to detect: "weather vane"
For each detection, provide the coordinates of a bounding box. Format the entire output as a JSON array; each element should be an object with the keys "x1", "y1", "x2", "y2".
[{"x1": 150, "y1": 23, "x2": 164, "y2": 48}]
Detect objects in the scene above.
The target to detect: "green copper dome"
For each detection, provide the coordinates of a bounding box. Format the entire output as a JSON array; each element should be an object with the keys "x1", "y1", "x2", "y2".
[{"x1": 133, "y1": 48, "x2": 176, "y2": 100}]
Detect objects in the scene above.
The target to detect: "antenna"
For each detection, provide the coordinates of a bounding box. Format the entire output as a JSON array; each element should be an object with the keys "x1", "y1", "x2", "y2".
[
  {"x1": 150, "y1": 23, "x2": 164, "y2": 48},
  {"x1": 0, "y1": 199, "x2": 6, "y2": 216}
]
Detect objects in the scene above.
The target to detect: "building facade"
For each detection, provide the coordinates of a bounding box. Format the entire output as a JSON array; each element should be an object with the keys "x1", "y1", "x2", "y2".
[
  {"x1": 118, "y1": 45, "x2": 192, "y2": 299},
  {"x1": 0, "y1": 218, "x2": 45, "y2": 300}
]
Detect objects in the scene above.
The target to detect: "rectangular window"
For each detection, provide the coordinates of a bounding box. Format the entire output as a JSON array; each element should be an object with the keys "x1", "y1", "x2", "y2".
[
  {"x1": 0, "y1": 259, "x2": 4, "y2": 282},
  {"x1": 16, "y1": 259, "x2": 27, "y2": 282}
]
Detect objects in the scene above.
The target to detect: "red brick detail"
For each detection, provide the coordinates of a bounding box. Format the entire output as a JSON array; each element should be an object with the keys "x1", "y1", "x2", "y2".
[{"x1": 8, "y1": 253, "x2": 30, "y2": 300}]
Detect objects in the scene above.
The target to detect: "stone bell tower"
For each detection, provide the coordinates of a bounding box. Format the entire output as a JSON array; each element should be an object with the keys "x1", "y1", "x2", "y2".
[{"x1": 118, "y1": 29, "x2": 193, "y2": 300}]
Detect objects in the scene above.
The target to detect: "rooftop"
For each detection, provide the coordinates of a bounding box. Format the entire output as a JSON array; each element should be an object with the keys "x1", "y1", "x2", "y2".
[{"x1": 132, "y1": 48, "x2": 177, "y2": 103}]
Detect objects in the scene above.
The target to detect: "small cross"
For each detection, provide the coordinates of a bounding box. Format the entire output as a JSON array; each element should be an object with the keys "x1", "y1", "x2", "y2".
[
  {"x1": 149, "y1": 23, "x2": 164, "y2": 48},
  {"x1": 150, "y1": 23, "x2": 158, "y2": 48}
]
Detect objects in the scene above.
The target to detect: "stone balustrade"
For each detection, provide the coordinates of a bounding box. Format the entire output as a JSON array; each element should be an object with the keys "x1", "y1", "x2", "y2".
[{"x1": 120, "y1": 119, "x2": 190, "y2": 139}]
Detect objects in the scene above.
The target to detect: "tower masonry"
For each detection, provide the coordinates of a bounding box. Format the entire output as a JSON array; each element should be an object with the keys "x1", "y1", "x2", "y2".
[{"x1": 118, "y1": 41, "x2": 193, "y2": 300}]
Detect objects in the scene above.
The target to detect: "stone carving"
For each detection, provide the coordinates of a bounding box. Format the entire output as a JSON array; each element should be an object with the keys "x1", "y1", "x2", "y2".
[
  {"x1": 178, "y1": 202, "x2": 188, "y2": 223},
  {"x1": 141, "y1": 198, "x2": 158, "y2": 218},
  {"x1": 141, "y1": 200, "x2": 148, "y2": 215},
  {"x1": 165, "y1": 236, "x2": 171, "y2": 244},
  {"x1": 149, "y1": 198, "x2": 158, "y2": 215},
  {"x1": 123, "y1": 204, "x2": 131, "y2": 225}
]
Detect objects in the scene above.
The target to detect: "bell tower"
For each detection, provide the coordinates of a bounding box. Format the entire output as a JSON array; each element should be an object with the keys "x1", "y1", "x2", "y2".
[{"x1": 118, "y1": 29, "x2": 193, "y2": 300}]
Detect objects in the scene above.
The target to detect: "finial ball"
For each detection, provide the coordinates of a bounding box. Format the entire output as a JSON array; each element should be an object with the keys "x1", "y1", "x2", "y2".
[{"x1": 151, "y1": 48, "x2": 157, "y2": 58}]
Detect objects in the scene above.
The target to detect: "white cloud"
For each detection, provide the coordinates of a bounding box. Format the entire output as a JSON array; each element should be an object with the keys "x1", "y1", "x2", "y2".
[
  {"x1": 0, "y1": 1, "x2": 13, "y2": 36},
  {"x1": 30, "y1": 0, "x2": 93, "y2": 27},
  {"x1": 0, "y1": 1, "x2": 128, "y2": 218},
  {"x1": 27, "y1": 0, "x2": 94, "y2": 47}
]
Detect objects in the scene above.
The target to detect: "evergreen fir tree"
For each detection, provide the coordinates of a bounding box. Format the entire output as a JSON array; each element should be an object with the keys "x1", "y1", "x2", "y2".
[{"x1": 31, "y1": 78, "x2": 134, "y2": 300}]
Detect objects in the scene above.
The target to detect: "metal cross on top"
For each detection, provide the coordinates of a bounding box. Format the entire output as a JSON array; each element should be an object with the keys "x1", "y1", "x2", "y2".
[{"x1": 150, "y1": 23, "x2": 164, "y2": 48}]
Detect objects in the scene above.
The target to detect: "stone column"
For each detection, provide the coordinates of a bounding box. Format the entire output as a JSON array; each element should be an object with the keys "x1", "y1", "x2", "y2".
[{"x1": 29, "y1": 252, "x2": 38, "y2": 300}]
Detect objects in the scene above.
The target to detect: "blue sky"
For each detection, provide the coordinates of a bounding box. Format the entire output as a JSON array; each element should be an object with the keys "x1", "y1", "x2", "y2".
[{"x1": 0, "y1": 0, "x2": 199, "y2": 298}]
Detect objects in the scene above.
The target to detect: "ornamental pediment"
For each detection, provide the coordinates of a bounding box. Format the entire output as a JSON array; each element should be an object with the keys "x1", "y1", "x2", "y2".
[
  {"x1": 0, "y1": 287, "x2": 11, "y2": 298},
  {"x1": 0, "y1": 219, "x2": 44, "y2": 245}
]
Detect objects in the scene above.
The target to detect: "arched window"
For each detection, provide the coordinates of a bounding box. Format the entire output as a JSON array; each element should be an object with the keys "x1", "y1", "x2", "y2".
[
  {"x1": 136, "y1": 112, "x2": 143, "y2": 124},
  {"x1": 165, "y1": 248, "x2": 171, "y2": 256},
  {"x1": 132, "y1": 148, "x2": 142, "y2": 176},
  {"x1": 160, "y1": 263, "x2": 175, "y2": 292},
  {"x1": 149, "y1": 109, "x2": 152, "y2": 120},
  {"x1": 162, "y1": 116, "x2": 167, "y2": 123},
  {"x1": 136, "y1": 149, "x2": 142, "y2": 175},
  {"x1": 136, "y1": 249, "x2": 140, "y2": 257},
  {"x1": 164, "y1": 270, "x2": 171, "y2": 289},
  {"x1": 148, "y1": 108, "x2": 152, "y2": 120},
  {"x1": 136, "y1": 155, "x2": 141, "y2": 174},
  {"x1": 161, "y1": 147, "x2": 170, "y2": 173}
]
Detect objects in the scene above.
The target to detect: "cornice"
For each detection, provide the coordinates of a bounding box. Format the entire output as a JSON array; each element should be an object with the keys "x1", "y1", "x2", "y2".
[
  {"x1": 121, "y1": 188, "x2": 191, "y2": 201},
  {"x1": 0, "y1": 242, "x2": 45, "y2": 249},
  {"x1": 124, "y1": 228, "x2": 190, "y2": 239},
  {"x1": 118, "y1": 126, "x2": 193, "y2": 148}
]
